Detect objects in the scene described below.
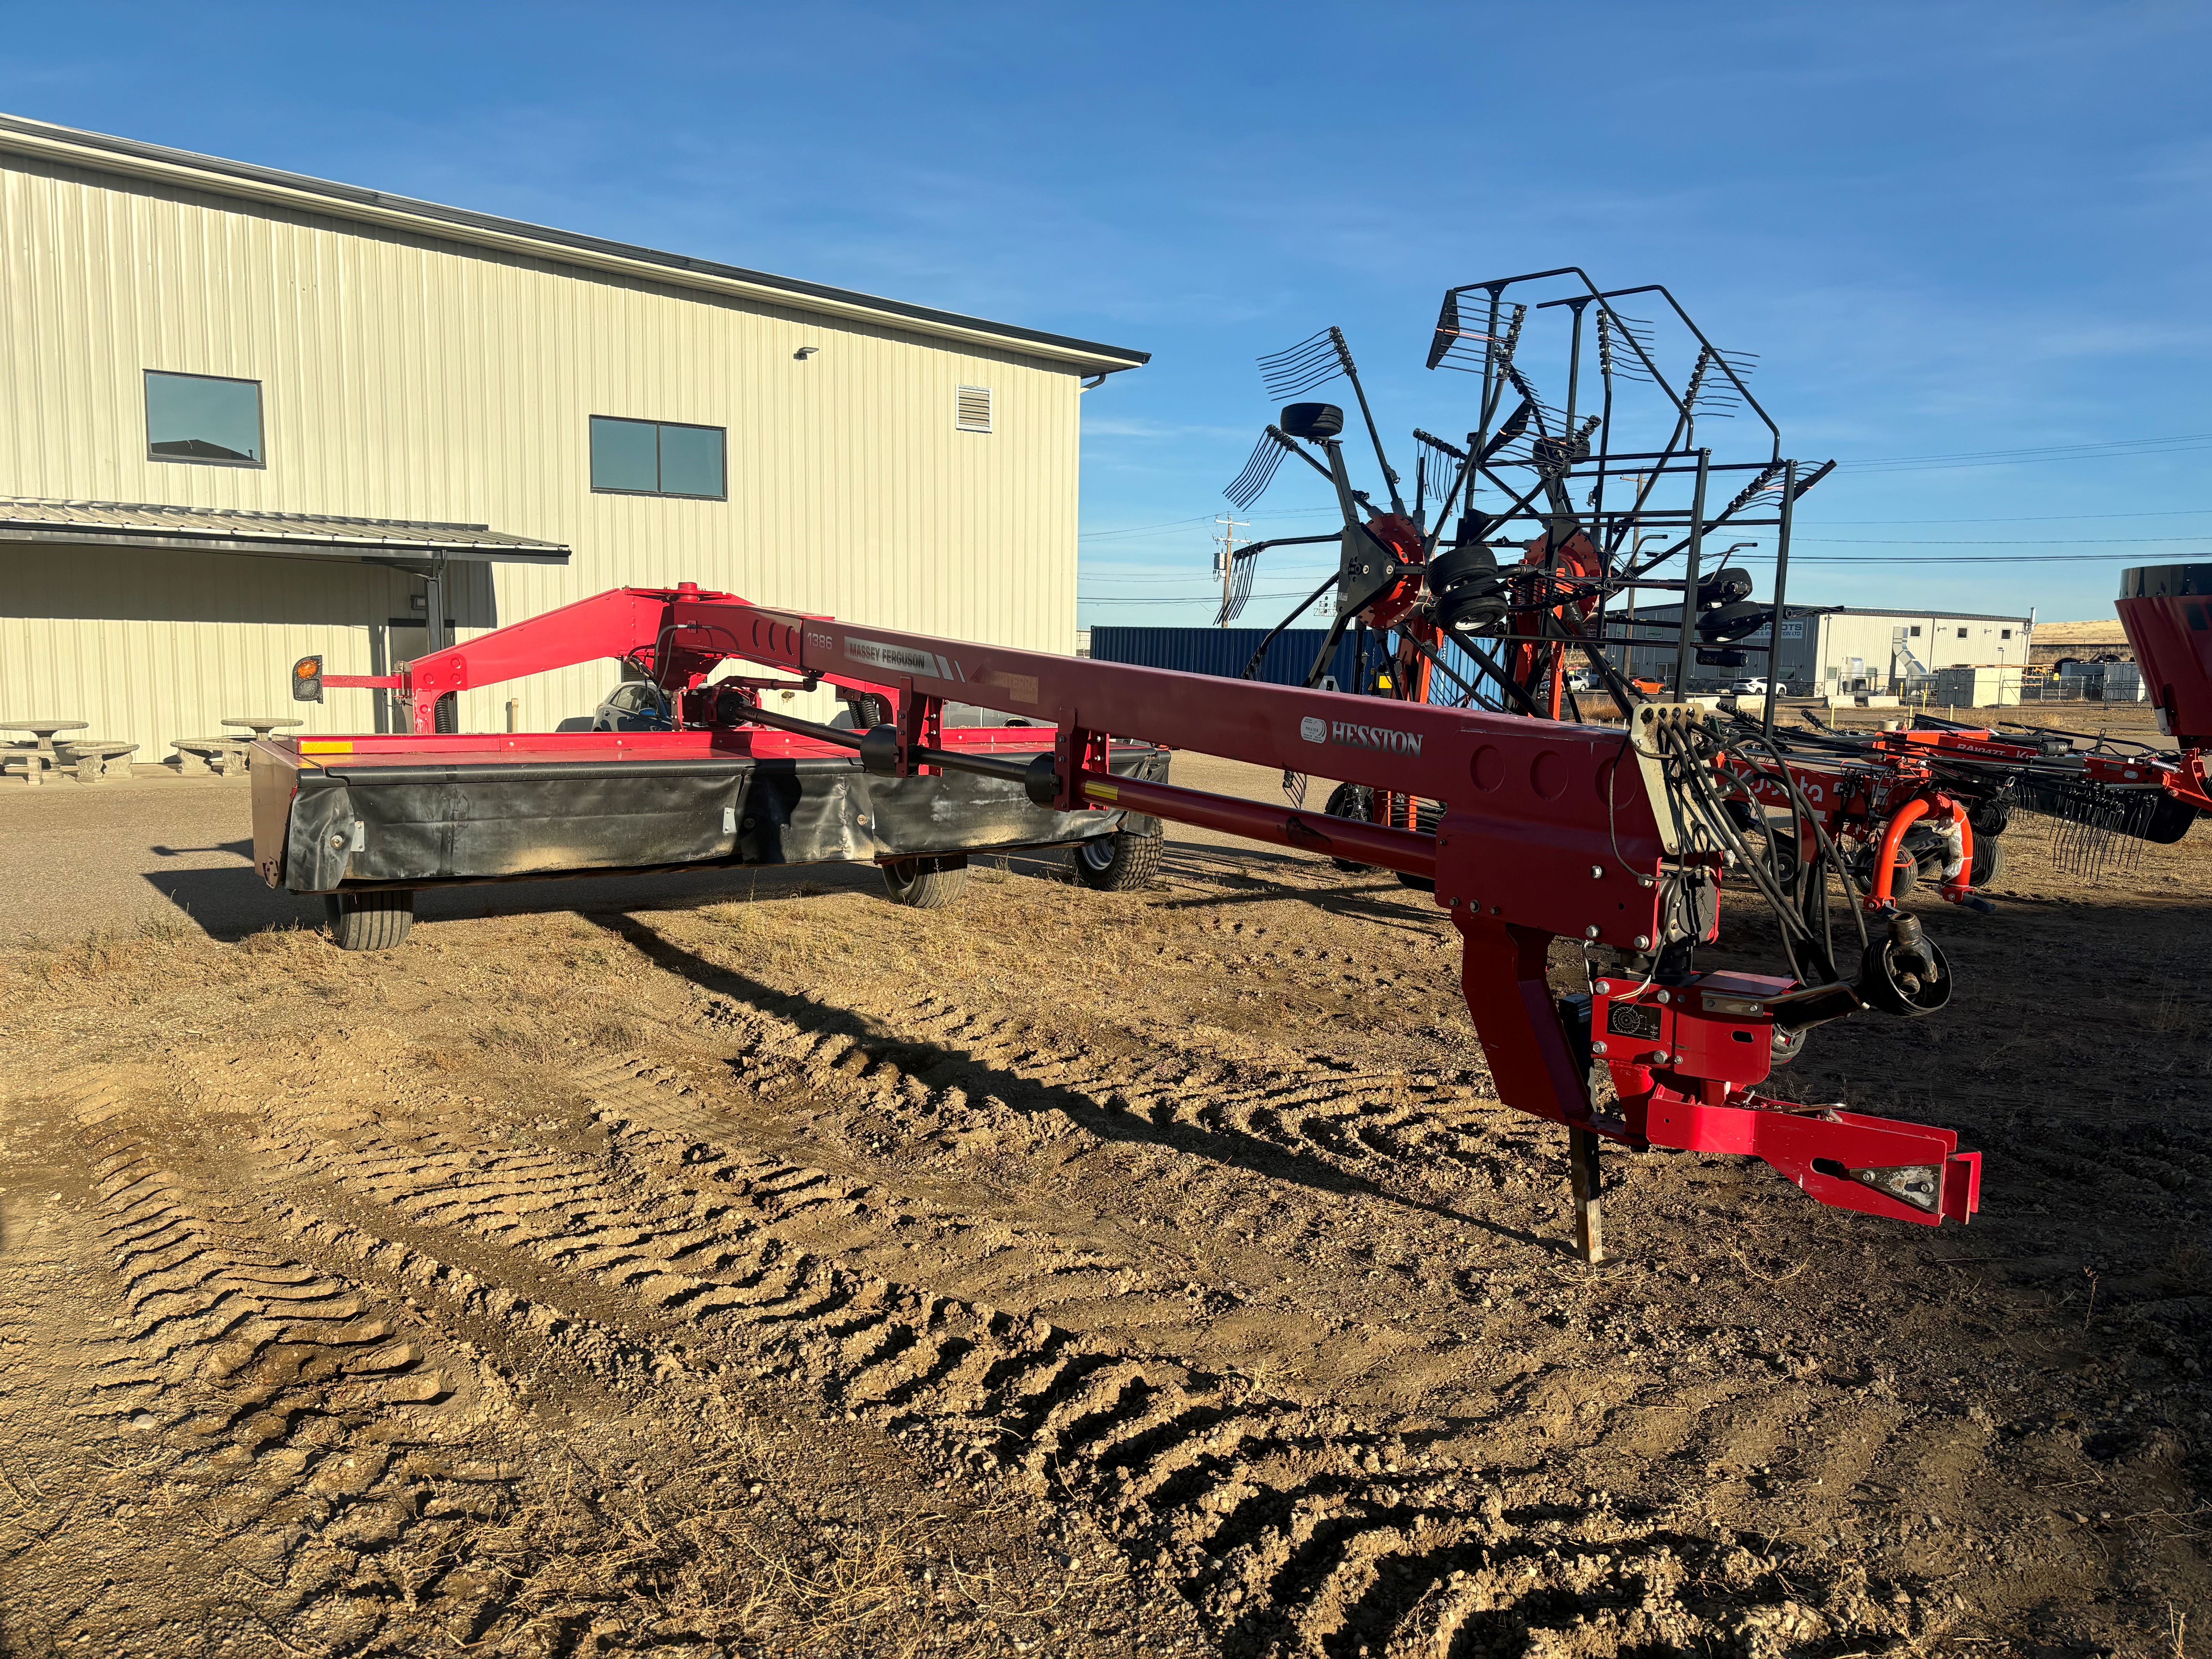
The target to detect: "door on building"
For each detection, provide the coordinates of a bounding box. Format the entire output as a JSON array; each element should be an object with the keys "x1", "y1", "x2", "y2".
[{"x1": 376, "y1": 616, "x2": 459, "y2": 734}]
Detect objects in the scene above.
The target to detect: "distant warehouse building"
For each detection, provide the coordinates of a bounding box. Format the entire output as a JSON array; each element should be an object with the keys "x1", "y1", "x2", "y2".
[
  {"x1": 0, "y1": 115, "x2": 1146, "y2": 757},
  {"x1": 1621, "y1": 604, "x2": 2033, "y2": 697}
]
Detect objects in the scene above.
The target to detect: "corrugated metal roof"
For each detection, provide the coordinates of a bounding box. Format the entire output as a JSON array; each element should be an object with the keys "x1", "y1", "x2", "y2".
[
  {"x1": 0, "y1": 112, "x2": 1151, "y2": 376},
  {"x1": 0, "y1": 498, "x2": 569, "y2": 562}
]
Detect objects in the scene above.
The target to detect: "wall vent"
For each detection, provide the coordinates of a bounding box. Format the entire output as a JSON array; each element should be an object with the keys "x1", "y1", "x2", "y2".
[{"x1": 956, "y1": 385, "x2": 993, "y2": 433}]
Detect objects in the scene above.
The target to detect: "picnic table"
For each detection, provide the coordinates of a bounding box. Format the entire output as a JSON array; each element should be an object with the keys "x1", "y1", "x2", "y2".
[
  {"x1": 0, "y1": 719, "x2": 88, "y2": 753},
  {"x1": 223, "y1": 716, "x2": 305, "y2": 742},
  {"x1": 2, "y1": 720, "x2": 90, "y2": 787}
]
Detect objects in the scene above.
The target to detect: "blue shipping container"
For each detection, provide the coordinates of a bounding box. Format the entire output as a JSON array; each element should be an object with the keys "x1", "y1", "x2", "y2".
[
  {"x1": 1089, "y1": 627, "x2": 1497, "y2": 706},
  {"x1": 1088, "y1": 627, "x2": 1360, "y2": 689}
]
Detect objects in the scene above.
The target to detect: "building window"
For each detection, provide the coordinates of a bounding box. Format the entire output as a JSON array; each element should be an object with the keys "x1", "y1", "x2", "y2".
[
  {"x1": 1957, "y1": 628, "x2": 1968, "y2": 639},
  {"x1": 2001, "y1": 628, "x2": 2013, "y2": 639},
  {"x1": 146, "y1": 370, "x2": 264, "y2": 466},
  {"x1": 1909, "y1": 625, "x2": 1921, "y2": 637},
  {"x1": 956, "y1": 385, "x2": 993, "y2": 433},
  {"x1": 589, "y1": 416, "x2": 726, "y2": 498}
]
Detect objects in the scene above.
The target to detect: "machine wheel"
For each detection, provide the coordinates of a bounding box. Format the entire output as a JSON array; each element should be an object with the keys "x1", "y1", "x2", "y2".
[
  {"x1": 2143, "y1": 792, "x2": 2203, "y2": 845},
  {"x1": 1396, "y1": 800, "x2": 1439, "y2": 891},
  {"x1": 1070, "y1": 830, "x2": 1163, "y2": 891},
  {"x1": 1968, "y1": 795, "x2": 2013, "y2": 838},
  {"x1": 1970, "y1": 833, "x2": 2006, "y2": 887},
  {"x1": 1886, "y1": 850, "x2": 1920, "y2": 900},
  {"x1": 324, "y1": 890, "x2": 416, "y2": 951},
  {"x1": 1774, "y1": 828, "x2": 1805, "y2": 892},
  {"x1": 1322, "y1": 783, "x2": 1376, "y2": 873},
  {"x1": 883, "y1": 855, "x2": 969, "y2": 910}
]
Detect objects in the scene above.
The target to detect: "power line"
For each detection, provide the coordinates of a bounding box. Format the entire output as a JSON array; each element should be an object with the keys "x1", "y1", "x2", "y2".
[
  {"x1": 1799, "y1": 533, "x2": 2212, "y2": 546},
  {"x1": 1682, "y1": 549, "x2": 2203, "y2": 569},
  {"x1": 1832, "y1": 431, "x2": 2212, "y2": 469},
  {"x1": 1080, "y1": 507, "x2": 1334, "y2": 541},
  {"x1": 1077, "y1": 514, "x2": 1216, "y2": 541},
  {"x1": 1820, "y1": 505, "x2": 2212, "y2": 524},
  {"x1": 1079, "y1": 589, "x2": 1322, "y2": 604}
]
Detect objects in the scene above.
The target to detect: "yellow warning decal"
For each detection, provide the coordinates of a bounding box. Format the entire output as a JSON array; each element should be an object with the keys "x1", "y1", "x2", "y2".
[
  {"x1": 1087, "y1": 782, "x2": 1120, "y2": 804},
  {"x1": 298, "y1": 740, "x2": 354, "y2": 754}
]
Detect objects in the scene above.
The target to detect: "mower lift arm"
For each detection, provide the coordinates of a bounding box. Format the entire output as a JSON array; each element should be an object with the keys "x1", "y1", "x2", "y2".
[{"x1": 670, "y1": 594, "x2": 1981, "y2": 1240}]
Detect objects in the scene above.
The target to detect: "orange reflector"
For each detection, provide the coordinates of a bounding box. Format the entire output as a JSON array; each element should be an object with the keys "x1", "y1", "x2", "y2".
[{"x1": 299, "y1": 741, "x2": 354, "y2": 754}]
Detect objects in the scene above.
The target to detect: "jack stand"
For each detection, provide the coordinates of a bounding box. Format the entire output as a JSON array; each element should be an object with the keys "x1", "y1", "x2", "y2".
[{"x1": 1568, "y1": 1127, "x2": 1606, "y2": 1264}]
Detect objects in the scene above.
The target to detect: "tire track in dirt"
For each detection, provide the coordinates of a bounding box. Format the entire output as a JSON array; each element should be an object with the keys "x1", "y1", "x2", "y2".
[
  {"x1": 251, "y1": 1053, "x2": 1910, "y2": 1657},
  {"x1": 694, "y1": 967, "x2": 1566, "y2": 1220},
  {"x1": 41, "y1": 1068, "x2": 545, "y2": 1653}
]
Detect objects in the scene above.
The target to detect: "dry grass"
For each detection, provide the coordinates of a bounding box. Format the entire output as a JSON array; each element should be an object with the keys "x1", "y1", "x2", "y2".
[{"x1": 376, "y1": 1402, "x2": 1116, "y2": 1656}]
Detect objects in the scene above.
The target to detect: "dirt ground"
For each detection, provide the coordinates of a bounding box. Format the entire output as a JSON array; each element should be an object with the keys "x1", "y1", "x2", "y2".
[{"x1": 1, "y1": 749, "x2": 2207, "y2": 1658}]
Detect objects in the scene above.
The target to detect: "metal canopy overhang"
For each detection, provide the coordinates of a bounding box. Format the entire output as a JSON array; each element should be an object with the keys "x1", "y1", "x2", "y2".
[{"x1": 0, "y1": 499, "x2": 570, "y2": 570}]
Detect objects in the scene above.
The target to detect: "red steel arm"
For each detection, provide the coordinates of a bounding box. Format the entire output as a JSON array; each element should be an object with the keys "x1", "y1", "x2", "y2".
[
  {"x1": 391, "y1": 586, "x2": 730, "y2": 732},
  {"x1": 669, "y1": 594, "x2": 1979, "y2": 1231}
]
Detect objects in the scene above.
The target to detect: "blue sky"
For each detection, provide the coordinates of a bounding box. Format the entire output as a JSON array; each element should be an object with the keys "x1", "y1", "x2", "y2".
[{"x1": 9, "y1": 2, "x2": 2211, "y2": 628}]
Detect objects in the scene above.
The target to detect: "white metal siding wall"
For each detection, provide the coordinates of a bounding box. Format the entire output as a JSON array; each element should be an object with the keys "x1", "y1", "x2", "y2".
[
  {"x1": 0, "y1": 549, "x2": 434, "y2": 755},
  {"x1": 0, "y1": 153, "x2": 1085, "y2": 754}
]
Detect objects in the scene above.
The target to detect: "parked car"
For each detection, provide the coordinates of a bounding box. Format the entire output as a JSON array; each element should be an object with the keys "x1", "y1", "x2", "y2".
[
  {"x1": 590, "y1": 680, "x2": 673, "y2": 732},
  {"x1": 1729, "y1": 676, "x2": 1771, "y2": 695}
]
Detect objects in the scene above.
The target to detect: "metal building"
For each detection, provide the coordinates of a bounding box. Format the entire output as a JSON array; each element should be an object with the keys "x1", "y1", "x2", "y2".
[
  {"x1": 1621, "y1": 603, "x2": 2034, "y2": 696},
  {"x1": 0, "y1": 115, "x2": 1147, "y2": 759}
]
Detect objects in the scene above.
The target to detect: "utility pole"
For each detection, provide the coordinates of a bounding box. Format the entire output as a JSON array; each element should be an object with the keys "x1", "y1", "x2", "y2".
[{"x1": 1212, "y1": 514, "x2": 1249, "y2": 627}]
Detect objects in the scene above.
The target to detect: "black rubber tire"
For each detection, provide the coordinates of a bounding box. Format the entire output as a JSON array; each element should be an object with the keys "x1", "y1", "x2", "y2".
[
  {"x1": 1887, "y1": 851, "x2": 1919, "y2": 900},
  {"x1": 1968, "y1": 795, "x2": 2013, "y2": 838},
  {"x1": 1767, "y1": 825, "x2": 1803, "y2": 893},
  {"x1": 882, "y1": 855, "x2": 969, "y2": 910},
  {"x1": 1394, "y1": 799, "x2": 1440, "y2": 891},
  {"x1": 1070, "y1": 831, "x2": 1163, "y2": 891},
  {"x1": 1970, "y1": 832, "x2": 2006, "y2": 888},
  {"x1": 325, "y1": 891, "x2": 416, "y2": 951},
  {"x1": 1322, "y1": 783, "x2": 1376, "y2": 874},
  {"x1": 2143, "y1": 792, "x2": 2203, "y2": 845}
]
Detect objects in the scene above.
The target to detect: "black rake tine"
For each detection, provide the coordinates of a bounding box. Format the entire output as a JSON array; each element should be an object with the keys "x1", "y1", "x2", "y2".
[
  {"x1": 1257, "y1": 327, "x2": 1347, "y2": 398},
  {"x1": 1224, "y1": 429, "x2": 1291, "y2": 509},
  {"x1": 1260, "y1": 357, "x2": 1347, "y2": 398},
  {"x1": 1214, "y1": 548, "x2": 1259, "y2": 625},
  {"x1": 1502, "y1": 364, "x2": 1553, "y2": 436},
  {"x1": 1256, "y1": 327, "x2": 1337, "y2": 372}
]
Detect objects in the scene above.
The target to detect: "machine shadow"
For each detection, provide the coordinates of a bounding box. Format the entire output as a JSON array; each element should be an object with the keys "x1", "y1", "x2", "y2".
[
  {"x1": 139, "y1": 866, "x2": 321, "y2": 940},
  {"x1": 1153, "y1": 866, "x2": 1444, "y2": 934},
  {"x1": 587, "y1": 910, "x2": 1558, "y2": 1254},
  {"x1": 142, "y1": 857, "x2": 893, "y2": 943}
]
